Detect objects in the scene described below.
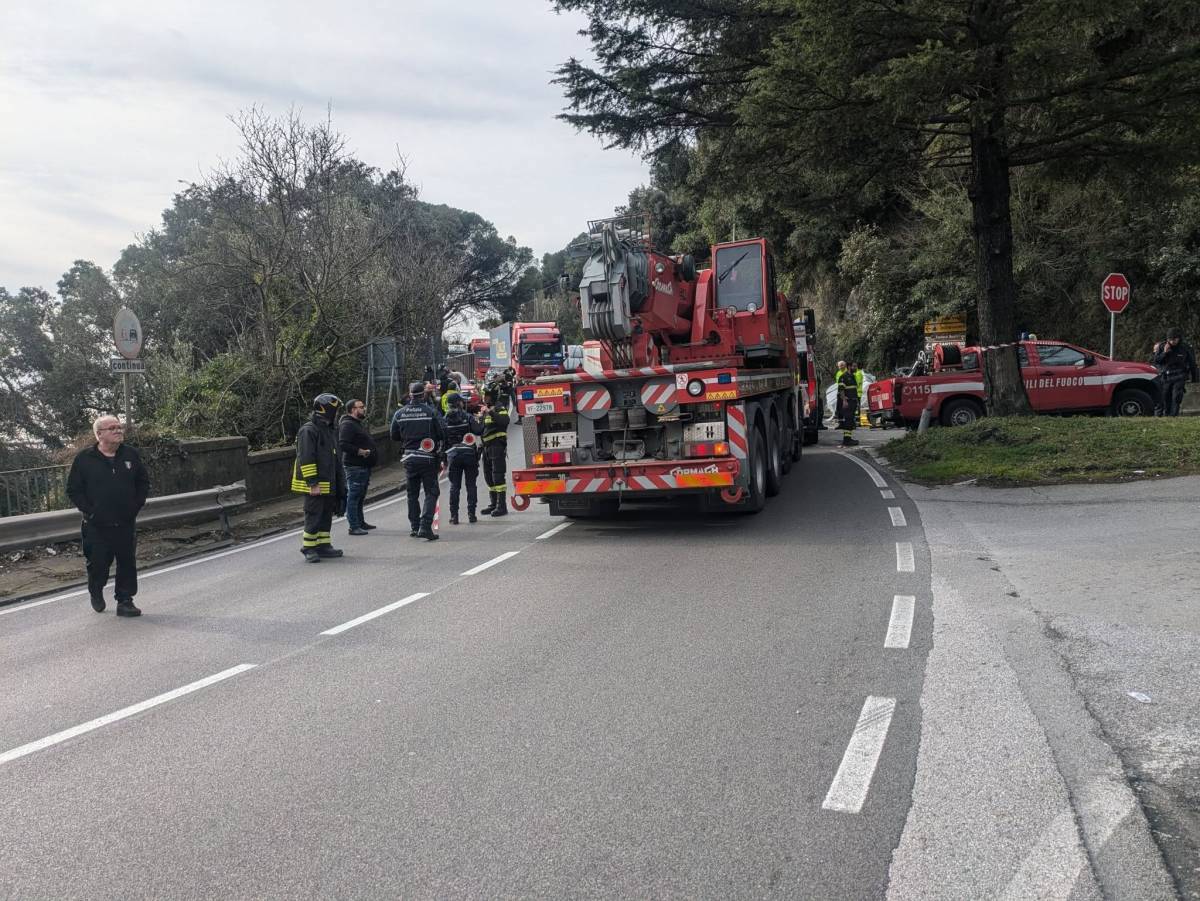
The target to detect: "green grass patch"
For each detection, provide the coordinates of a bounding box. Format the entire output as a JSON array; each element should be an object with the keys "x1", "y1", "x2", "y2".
[{"x1": 882, "y1": 417, "x2": 1200, "y2": 486}]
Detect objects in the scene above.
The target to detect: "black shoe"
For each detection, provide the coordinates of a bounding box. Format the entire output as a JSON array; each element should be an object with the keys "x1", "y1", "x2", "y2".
[
  {"x1": 348, "y1": 527, "x2": 369, "y2": 536},
  {"x1": 315, "y1": 546, "x2": 344, "y2": 558},
  {"x1": 479, "y1": 502, "x2": 496, "y2": 516},
  {"x1": 417, "y1": 527, "x2": 439, "y2": 541},
  {"x1": 304, "y1": 549, "x2": 322, "y2": 563},
  {"x1": 90, "y1": 595, "x2": 105, "y2": 613},
  {"x1": 361, "y1": 522, "x2": 378, "y2": 530},
  {"x1": 449, "y1": 515, "x2": 459, "y2": 525},
  {"x1": 115, "y1": 601, "x2": 142, "y2": 617},
  {"x1": 409, "y1": 527, "x2": 420, "y2": 538},
  {"x1": 468, "y1": 512, "x2": 478, "y2": 523}
]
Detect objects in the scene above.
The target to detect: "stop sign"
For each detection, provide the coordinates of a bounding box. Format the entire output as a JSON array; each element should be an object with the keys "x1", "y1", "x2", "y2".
[{"x1": 1101, "y1": 272, "x2": 1131, "y2": 314}]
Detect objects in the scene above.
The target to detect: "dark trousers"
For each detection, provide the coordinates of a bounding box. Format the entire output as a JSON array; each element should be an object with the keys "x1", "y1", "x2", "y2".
[
  {"x1": 303, "y1": 495, "x2": 335, "y2": 550},
  {"x1": 838, "y1": 395, "x2": 859, "y2": 433},
  {"x1": 1162, "y1": 379, "x2": 1186, "y2": 416},
  {"x1": 405, "y1": 459, "x2": 440, "y2": 530},
  {"x1": 344, "y1": 465, "x2": 370, "y2": 528},
  {"x1": 482, "y1": 440, "x2": 507, "y2": 494},
  {"x1": 447, "y1": 452, "x2": 478, "y2": 516},
  {"x1": 81, "y1": 521, "x2": 138, "y2": 602}
]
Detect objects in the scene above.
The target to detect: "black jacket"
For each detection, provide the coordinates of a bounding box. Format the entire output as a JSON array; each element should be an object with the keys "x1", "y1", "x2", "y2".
[
  {"x1": 1152, "y1": 341, "x2": 1200, "y2": 383},
  {"x1": 480, "y1": 405, "x2": 510, "y2": 444},
  {"x1": 444, "y1": 408, "x2": 482, "y2": 461},
  {"x1": 292, "y1": 414, "x2": 346, "y2": 497},
  {"x1": 66, "y1": 444, "x2": 150, "y2": 526},
  {"x1": 390, "y1": 399, "x2": 446, "y2": 462},
  {"x1": 338, "y1": 414, "x2": 379, "y2": 469}
]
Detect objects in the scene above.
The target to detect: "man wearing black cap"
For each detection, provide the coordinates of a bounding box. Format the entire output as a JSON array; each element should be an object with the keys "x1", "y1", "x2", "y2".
[
  {"x1": 391, "y1": 381, "x2": 446, "y2": 540},
  {"x1": 1152, "y1": 328, "x2": 1199, "y2": 416}
]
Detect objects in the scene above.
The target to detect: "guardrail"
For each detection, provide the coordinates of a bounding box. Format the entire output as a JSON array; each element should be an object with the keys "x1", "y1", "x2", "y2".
[
  {"x1": 0, "y1": 465, "x2": 71, "y2": 517},
  {"x1": 0, "y1": 481, "x2": 246, "y2": 554}
]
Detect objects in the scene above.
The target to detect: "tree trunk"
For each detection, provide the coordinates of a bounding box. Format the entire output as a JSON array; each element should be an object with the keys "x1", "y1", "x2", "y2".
[{"x1": 967, "y1": 31, "x2": 1032, "y2": 417}]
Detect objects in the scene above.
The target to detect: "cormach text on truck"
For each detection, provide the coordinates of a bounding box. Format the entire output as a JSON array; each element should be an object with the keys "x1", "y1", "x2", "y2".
[
  {"x1": 866, "y1": 340, "x2": 1161, "y2": 428},
  {"x1": 510, "y1": 217, "x2": 810, "y2": 517}
]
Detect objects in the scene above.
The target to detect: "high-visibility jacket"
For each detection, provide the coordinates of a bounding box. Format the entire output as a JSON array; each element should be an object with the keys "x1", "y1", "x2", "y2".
[
  {"x1": 292, "y1": 414, "x2": 344, "y2": 496},
  {"x1": 854, "y1": 369, "x2": 864, "y2": 394}
]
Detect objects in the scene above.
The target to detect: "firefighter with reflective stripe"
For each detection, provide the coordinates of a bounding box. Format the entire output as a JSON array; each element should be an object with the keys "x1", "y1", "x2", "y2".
[
  {"x1": 478, "y1": 386, "x2": 511, "y2": 516},
  {"x1": 391, "y1": 381, "x2": 446, "y2": 540},
  {"x1": 836, "y1": 369, "x2": 860, "y2": 447},
  {"x1": 443, "y1": 391, "x2": 482, "y2": 524},
  {"x1": 293, "y1": 393, "x2": 346, "y2": 562}
]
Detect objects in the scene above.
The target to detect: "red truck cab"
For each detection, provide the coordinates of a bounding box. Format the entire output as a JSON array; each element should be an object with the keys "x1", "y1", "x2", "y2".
[{"x1": 868, "y1": 340, "x2": 1160, "y2": 427}]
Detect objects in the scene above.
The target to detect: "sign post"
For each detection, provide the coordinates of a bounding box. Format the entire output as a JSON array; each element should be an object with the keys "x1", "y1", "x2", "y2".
[
  {"x1": 112, "y1": 307, "x2": 143, "y2": 433},
  {"x1": 1101, "y1": 273, "x2": 1131, "y2": 358}
]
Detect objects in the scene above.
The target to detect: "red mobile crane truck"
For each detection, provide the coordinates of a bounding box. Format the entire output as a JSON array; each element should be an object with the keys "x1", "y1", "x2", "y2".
[{"x1": 510, "y1": 218, "x2": 806, "y2": 516}]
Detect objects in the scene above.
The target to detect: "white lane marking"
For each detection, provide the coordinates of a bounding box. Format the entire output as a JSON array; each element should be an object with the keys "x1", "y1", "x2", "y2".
[
  {"x1": 535, "y1": 522, "x2": 573, "y2": 541},
  {"x1": 320, "y1": 592, "x2": 430, "y2": 636},
  {"x1": 840, "y1": 452, "x2": 888, "y2": 488},
  {"x1": 880, "y1": 490, "x2": 894, "y2": 499},
  {"x1": 0, "y1": 489, "x2": 425, "y2": 618},
  {"x1": 888, "y1": 507, "x2": 907, "y2": 527},
  {"x1": 0, "y1": 664, "x2": 257, "y2": 767},
  {"x1": 461, "y1": 551, "x2": 520, "y2": 576},
  {"x1": 896, "y1": 542, "x2": 915, "y2": 572},
  {"x1": 885, "y1": 596, "x2": 916, "y2": 649},
  {"x1": 822, "y1": 696, "x2": 897, "y2": 814}
]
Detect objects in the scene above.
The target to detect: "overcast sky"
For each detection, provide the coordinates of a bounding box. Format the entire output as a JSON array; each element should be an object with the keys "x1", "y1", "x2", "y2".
[{"x1": 0, "y1": 0, "x2": 648, "y2": 294}]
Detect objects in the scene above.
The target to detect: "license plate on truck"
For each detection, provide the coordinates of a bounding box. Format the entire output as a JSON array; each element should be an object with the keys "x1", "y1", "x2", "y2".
[
  {"x1": 524, "y1": 402, "x2": 555, "y2": 414},
  {"x1": 540, "y1": 431, "x2": 576, "y2": 449}
]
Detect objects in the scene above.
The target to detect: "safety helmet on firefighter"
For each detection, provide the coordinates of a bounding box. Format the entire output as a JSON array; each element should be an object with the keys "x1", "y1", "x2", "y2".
[
  {"x1": 409, "y1": 381, "x2": 425, "y2": 397},
  {"x1": 313, "y1": 393, "x2": 342, "y2": 424}
]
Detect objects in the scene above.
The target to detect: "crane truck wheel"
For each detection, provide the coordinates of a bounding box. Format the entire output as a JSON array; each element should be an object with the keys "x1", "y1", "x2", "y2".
[
  {"x1": 765, "y1": 417, "x2": 783, "y2": 497},
  {"x1": 741, "y1": 425, "x2": 768, "y2": 514},
  {"x1": 780, "y1": 420, "x2": 794, "y2": 476}
]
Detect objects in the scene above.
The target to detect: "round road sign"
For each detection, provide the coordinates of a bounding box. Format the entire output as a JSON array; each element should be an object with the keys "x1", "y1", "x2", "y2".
[
  {"x1": 1101, "y1": 273, "x2": 1131, "y2": 315},
  {"x1": 113, "y1": 308, "x2": 143, "y2": 359}
]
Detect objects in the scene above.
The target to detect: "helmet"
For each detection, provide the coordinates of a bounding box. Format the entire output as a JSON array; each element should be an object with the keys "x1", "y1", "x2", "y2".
[
  {"x1": 409, "y1": 381, "x2": 426, "y2": 397},
  {"x1": 445, "y1": 391, "x2": 463, "y2": 408},
  {"x1": 313, "y1": 393, "x2": 342, "y2": 424}
]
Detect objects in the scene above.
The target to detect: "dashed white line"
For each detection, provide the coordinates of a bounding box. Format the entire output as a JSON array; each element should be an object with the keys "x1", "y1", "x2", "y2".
[
  {"x1": 462, "y1": 551, "x2": 520, "y2": 576},
  {"x1": 0, "y1": 664, "x2": 257, "y2": 767},
  {"x1": 885, "y1": 596, "x2": 916, "y2": 649},
  {"x1": 896, "y1": 542, "x2": 915, "y2": 572},
  {"x1": 535, "y1": 522, "x2": 573, "y2": 541},
  {"x1": 841, "y1": 452, "x2": 888, "y2": 488},
  {"x1": 822, "y1": 696, "x2": 897, "y2": 813},
  {"x1": 880, "y1": 490, "x2": 895, "y2": 499},
  {"x1": 320, "y1": 592, "x2": 430, "y2": 636},
  {"x1": 888, "y1": 507, "x2": 907, "y2": 527}
]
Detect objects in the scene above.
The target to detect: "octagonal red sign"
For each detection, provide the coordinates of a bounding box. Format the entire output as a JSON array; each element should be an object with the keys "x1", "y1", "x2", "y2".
[{"x1": 1101, "y1": 272, "x2": 1131, "y2": 314}]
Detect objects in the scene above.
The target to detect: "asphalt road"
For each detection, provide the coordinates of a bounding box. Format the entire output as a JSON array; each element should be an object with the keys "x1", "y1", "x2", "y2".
[{"x1": 0, "y1": 430, "x2": 930, "y2": 899}]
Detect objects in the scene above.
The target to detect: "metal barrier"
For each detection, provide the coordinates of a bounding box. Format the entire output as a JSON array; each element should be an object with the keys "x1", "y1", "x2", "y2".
[
  {"x1": 0, "y1": 481, "x2": 246, "y2": 554},
  {"x1": 0, "y1": 465, "x2": 71, "y2": 517}
]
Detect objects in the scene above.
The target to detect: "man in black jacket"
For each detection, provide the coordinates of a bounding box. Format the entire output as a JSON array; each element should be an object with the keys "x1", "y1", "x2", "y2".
[
  {"x1": 1152, "y1": 328, "x2": 1200, "y2": 416},
  {"x1": 443, "y1": 391, "x2": 482, "y2": 524},
  {"x1": 66, "y1": 415, "x2": 151, "y2": 616},
  {"x1": 338, "y1": 399, "x2": 378, "y2": 535},
  {"x1": 391, "y1": 381, "x2": 446, "y2": 540},
  {"x1": 293, "y1": 394, "x2": 347, "y2": 563}
]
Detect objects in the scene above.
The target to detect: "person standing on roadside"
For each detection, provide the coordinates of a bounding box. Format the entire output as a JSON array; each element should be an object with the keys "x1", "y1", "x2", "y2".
[
  {"x1": 443, "y1": 391, "x2": 483, "y2": 524},
  {"x1": 478, "y1": 386, "x2": 511, "y2": 516},
  {"x1": 392, "y1": 381, "x2": 446, "y2": 540},
  {"x1": 67, "y1": 415, "x2": 150, "y2": 617},
  {"x1": 293, "y1": 394, "x2": 347, "y2": 563},
  {"x1": 836, "y1": 368, "x2": 860, "y2": 447},
  {"x1": 1152, "y1": 328, "x2": 1200, "y2": 416},
  {"x1": 338, "y1": 399, "x2": 378, "y2": 536}
]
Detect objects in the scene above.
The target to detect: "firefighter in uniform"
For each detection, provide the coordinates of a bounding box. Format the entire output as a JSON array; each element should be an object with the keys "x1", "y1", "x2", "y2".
[
  {"x1": 478, "y1": 386, "x2": 511, "y2": 516},
  {"x1": 391, "y1": 380, "x2": 446, "y2": 540},
  {"x1": 836, "y1": 369, "x2": 860, "y2": 447},
  {"x1": 293, "y1": 393, "x2": 347, "y2": 563},
  {"x1": 443, "y1": 391, "x2": 483, "y2": 524}
]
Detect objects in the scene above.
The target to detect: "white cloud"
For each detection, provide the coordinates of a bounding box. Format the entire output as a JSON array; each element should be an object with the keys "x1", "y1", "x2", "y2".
[{"x1": 0, "y1": 0, "x2": 647, "y2": 291}]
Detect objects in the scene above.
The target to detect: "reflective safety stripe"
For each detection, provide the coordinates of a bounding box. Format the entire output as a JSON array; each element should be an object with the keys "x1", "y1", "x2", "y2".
[
  {"x1": 291, "y1": 480, "x2": 332, "y2": 494},
  {"x1": 483, "y1": 433, "x2": 506, "y2": 443},
  {"x1": 489, "y1": 485, "x2": 506, "y2": 493},
  {"x1": 513, "y1": 479, "x2": 567, "y2": 495}
]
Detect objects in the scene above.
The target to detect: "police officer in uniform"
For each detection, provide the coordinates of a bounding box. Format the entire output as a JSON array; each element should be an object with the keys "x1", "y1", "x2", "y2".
[
  {"x1": 836, "y1": 368, "x2": 860, "y2": 446},
  {"x1": 478, "y1": 386, "x2": 511, "y2": 516},
  {"x1": 1152, "y1": 328, "x2": 1200, "y2": 416},
  {"x1": 392, "y1": 381, "x2": 446, "y2": 540},
  {"x1": 443, "y1": 391, "x2": 483, "y2": 524},
  {"x1": 293, "y1": 394, "x2": 347, "y2": 563}
]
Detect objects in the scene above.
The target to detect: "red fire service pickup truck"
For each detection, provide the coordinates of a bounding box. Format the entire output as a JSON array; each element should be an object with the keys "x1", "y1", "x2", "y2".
[{"x1": 867, "y1": 339, "x2": 1160, "y2": 428}]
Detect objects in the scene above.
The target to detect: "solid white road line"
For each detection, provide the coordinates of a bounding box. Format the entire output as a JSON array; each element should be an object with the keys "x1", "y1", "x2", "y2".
[
  {"x1": 320, "y1": 592, "x2": 430, "y2": 636},
  {"x1": 0, "y1": 664, "x2": 257, "y2": 767},
  {"x1": 880, "y1": 489, "x2": 895, "y2": 499},
  {"x1": 461, "y1": 551, "x2": 520, "y2": 576},
  {"x1": 888, "y1": 507, "x2": 907, "y2": 527},
  {"x1": 535, "y1": 522, "x2": 573, "y2": 541},
  {"x1": 896, "y1": 542, "x2": 915, "y2": 572},
  {"x1": 822, "y1": 696, "x2": 897, "y2": 814},
  {"x1": 885, "y1": 596, "x2": 916, "y2": 649},
  {"x1": 841, "y1": 452, "x2": 888, "y2": 488}
]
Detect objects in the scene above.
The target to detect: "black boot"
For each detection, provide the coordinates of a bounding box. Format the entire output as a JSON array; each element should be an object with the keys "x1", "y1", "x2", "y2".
[
  {"x1": 490, "y1": 490, "x2": 508, "y2": 517},
  {"x1": 116, "y1": 600, "x2": 142, "y2": 617},
  {"x1": 449, "y1": 509, "x2": 460, "y2": 525},
  {"x1": 842, "y1": 435, "x2": 859, "y2": 447},
  {"x1": 316, "y1": 546, "x2": 344, "y2": 558},
  {"x1": 468, "y1": 510, "x2": 478, "y2": 523},
  {"x1": 417, "y1": 526, "x2": 439, "y2": 541},
  {"x1": 303, "y1": 548, "x2": 321, "y2": 563},
  {"x1": 479, "y1": 497, "x2": 496, "y2": 516}
]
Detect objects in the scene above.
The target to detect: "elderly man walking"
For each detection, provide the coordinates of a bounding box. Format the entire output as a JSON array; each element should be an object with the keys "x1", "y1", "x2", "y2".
[{"x1": 66, "y1": 415, "x2": 150, "y2": 616}]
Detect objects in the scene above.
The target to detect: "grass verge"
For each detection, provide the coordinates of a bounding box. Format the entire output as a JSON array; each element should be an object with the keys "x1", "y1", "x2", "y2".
[{"x1": 881, "y1": 417, "x2": 1200, "y2": 486}]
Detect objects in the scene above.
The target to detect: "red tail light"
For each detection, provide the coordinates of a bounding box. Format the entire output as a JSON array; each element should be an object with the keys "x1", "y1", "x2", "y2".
[
  {"x1": 532, "y1": 451, "x2": 570, "y2": 466},
  {"x1": 686, "y1": 441, "x2": 729, "y2": 457}
]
